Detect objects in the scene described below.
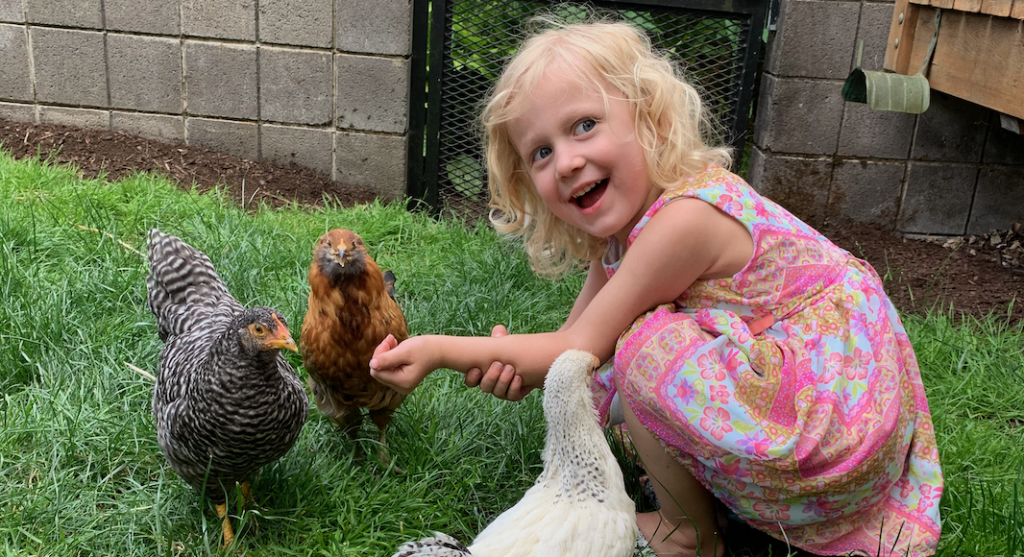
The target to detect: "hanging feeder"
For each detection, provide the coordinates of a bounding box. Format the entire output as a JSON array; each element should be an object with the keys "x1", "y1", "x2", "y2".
[{"x1": 842, "y1": 9, "x2": 942, "y2": 114}]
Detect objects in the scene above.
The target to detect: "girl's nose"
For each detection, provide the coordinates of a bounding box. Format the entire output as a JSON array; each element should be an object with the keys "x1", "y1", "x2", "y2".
[{"x1": 554, "y1": 149, "x2": 585, "y2": 181}]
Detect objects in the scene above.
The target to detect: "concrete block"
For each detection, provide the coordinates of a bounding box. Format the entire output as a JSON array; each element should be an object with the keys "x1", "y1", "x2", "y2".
[
  {"x1": 853, "y1": 3, "x2": 896, "y2": 72},
  {"x1": 752, "y1": 73, "x2": 775, "y2": 149},
  {"x1": 31, "y1": 27, "x2": 107, "y2": 107},
  {"x1": 967, "y1": 167, "x2": 1024, "y2": 234},
  {"x1": 26, "y1": 0, "x2": 101, "y2": 28},
  {"x1": 186, "y1": 117, "x2": 258, "y2": 160},
  {"x1": 334, "y1": 130, "x2": 407, "y2": 199},
  {"x1": 766, "y1": 0, "x2": 859, "y2": 79},
  {"x1": 838, "y1": 102, "x2": 916, "y2": 159},
  {"x1": 261, "y1": 124, "x2": 333, "y2": 176},
  {"x1": 39, "y1": 106, "x2": 110, "y2": 129},
  {"x1": 0, "y1": 101, "x2": 37, "y2": 122},
  {"x1": 0, "y1": 1, "x2": 24, "y2": 22},
  {"x1": 746, "y1": 147, "x2": 833, "y2": 228},
  {"x1": 259, "y1": 0, "x2": 332, "y2": 47},
  {"x1": 911, "y1": 91, "x2": 988, "y2": 163},
  {"x1": 105, "y1": 0, "x2": 180, "y2": 34},
  {"x1": 184, "y1": 41, "x2": 257, "y2": 119},
  {"x1": 112, "y1": 112, "x2": 185, "y2": 143},
  {"x1": 754, "y1": 76, "x2": 845, "y2": 155},
  {"x1": 0, "y1": 24, "x2": 32, "y2": 101},
  {"x1": 335, "y1": 53, "x2": 409, "y2": 134},
  {"x1": 984, "y1": 112, "x2": 1024, "y2": 165},
  {"x1": 828, "y1": 159, "x2": 905, "y2": 227},
  {"x1": 260, "y1": 47, "x2": 332, "y2": 125},
  {"x1": 898, "y1": 162, "x2": 976, "y2": 234},
  {"x1": 336, "y1": 0, "x2": 411, "y2": 56},
  {"x1": 182, "y1": 0, "x2": 255, "y2": 41},
  {"x1": 107, "y1": 35, "x2": 182, "y2": 113}
]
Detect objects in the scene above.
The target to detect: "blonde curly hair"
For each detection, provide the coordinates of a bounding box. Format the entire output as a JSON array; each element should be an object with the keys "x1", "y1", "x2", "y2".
[{"x1": 482, "y1": 19, "x2": 732, "y2": 278}]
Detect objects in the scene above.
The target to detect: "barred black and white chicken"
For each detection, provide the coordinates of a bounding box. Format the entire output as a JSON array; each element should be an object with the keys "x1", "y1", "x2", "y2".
[
  {"x1": 146, "y1": 229, "x2": 309, "y2": 548},
  {"x1": 391, "y1": 350, "x2": 638, "y2": 557}
]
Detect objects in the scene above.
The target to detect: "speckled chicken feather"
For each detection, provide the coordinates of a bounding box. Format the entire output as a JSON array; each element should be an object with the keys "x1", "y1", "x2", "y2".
[
  {"x1": 146, "y1": 229, "x2": 243, "y2": 341},
  {"x1": 390, "y1": 350, "x2": 638, "y2": 557},
  {"x1": 146, "y1": 229, "x2": 308, "y2": 503}
]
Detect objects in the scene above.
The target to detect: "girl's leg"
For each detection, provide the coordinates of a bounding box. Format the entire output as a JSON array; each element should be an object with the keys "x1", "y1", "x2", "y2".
[{"x1": 621, "y1": 396, "x2": 725, "y2": 557}]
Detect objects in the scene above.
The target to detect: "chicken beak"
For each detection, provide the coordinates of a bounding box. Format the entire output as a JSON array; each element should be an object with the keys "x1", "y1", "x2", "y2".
[
  {"x1": 265, "y1": 313, "x2": 299, "y2": 353},
  {"x1": 337, "y1": 248, "x2": 346, "y2": 267}
]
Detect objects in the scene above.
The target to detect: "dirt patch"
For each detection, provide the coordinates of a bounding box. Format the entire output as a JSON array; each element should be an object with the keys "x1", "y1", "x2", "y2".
[
  {"x1": 823, "y1": 223, "x2": 1022, "y2": 322},
  {"x1": 1, "y1": 117, "x2": 1020, "y2": 322},
  {"x1": 0, "y1": 118, "x2": 380, "y2": 208}
]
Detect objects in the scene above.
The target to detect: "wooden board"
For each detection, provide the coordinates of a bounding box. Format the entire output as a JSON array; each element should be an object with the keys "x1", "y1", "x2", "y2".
[
  {"x1": 884, "y1": 0, "x2": 924, "y2": 72},
  {"x1": 980, "y1": 0, "x2": 1015, "y2": 17},
  {"x1": 911, "y1": 0, "x2": 1024, "y2": 17},
  {"x1": 887, "y1": 8, "x2": 1024, "y2": 119},
  {"x1": 1013, "y1": 0, "x2": 1024, "y2": 18},
  {"x1": 954, "y1": 0, "x2": 984, "y2": 11}
]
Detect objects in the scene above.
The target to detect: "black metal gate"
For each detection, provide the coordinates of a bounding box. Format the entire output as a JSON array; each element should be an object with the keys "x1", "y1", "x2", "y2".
[{"x1": 407, "y1": 0, "x2": 769, "y2": 216}]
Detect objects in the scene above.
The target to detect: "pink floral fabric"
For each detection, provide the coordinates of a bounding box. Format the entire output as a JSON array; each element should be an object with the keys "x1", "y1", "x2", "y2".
[{"x1": 593, "y1": 166, "x2": 943, "y2": 556}]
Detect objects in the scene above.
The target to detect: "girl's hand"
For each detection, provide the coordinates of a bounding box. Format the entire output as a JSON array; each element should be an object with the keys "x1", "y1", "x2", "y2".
[
  {"x1": 464, "y1": 325, "x2": 535, "y2": 401},
  {"x1": 369, "y1": 335, "x2": 438, "y2": 395}
]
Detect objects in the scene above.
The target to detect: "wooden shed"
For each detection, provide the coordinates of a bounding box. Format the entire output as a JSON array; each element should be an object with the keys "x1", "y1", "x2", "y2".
[{"x1": 884, "y1": 0, "x2": 1024, "y2": 126}]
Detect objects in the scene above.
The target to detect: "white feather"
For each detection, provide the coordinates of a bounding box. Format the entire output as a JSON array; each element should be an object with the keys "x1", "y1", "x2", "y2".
[{"x1": 393, "y1": 349, "x2": 638, "y2": 557}]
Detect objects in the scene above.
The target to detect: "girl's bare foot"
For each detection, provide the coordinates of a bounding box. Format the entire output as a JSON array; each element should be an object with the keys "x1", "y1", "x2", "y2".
[{"x1": 637, "y1": 511, "x2": 726, "y2": 557}]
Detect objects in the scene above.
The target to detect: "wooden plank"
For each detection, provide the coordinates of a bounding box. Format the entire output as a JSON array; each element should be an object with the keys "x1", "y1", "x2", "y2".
[
  {"x1": 955, "y1": 0, "x2": 984, "y2": 11},
  {"x1": 1012, "y1": 0, "x2": 1024, "y2": 18},
  {"x1": 931, "y1": 0, "x2": 956, "y2": 10},
  {"x1": 884, "y1": 0, "x2": 924, "y2": 73},
  {"x1": 980, "y1": 0, "x2": 1014, "y2": 17},
  {"x1": 909, "y1": 0, "x2": 931, "y2": 5},
  {"x1": 900, "y1": 10, "x2": 1024, "y2": 119}
]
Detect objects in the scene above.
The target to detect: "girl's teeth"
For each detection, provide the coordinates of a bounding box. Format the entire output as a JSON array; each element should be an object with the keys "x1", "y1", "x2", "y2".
[{"x1": 573, "y1": 182, "x2": 598, "y2": 199}]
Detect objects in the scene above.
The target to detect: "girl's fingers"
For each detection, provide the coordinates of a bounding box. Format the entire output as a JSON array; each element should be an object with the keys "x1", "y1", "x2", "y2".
[
  {"x1": 507, "y1": 375, "x2": 525, "y2": 401},
  {"x1": 491, "y1": 324, "x2": 509, "y2": 337},
  {"x1": 478, "y1": 362, "x2": 500, "y2": 393},
  {"x1": 465, "y1": 367, "x2": 483, "y2": 388},
  {"x1": 494, "y1": 364, "x2": 516, "y2": 398}
]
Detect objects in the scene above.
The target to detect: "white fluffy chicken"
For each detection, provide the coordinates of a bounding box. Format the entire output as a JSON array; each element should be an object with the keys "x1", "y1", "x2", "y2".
[{"x1": 392, "y1": 350, "x2": 638, "y2": 557}]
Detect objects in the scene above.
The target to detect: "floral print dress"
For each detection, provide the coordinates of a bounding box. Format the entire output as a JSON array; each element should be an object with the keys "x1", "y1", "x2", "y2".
[{"x1": 592, "y1": 166, "x2": 943, "y2": 556}]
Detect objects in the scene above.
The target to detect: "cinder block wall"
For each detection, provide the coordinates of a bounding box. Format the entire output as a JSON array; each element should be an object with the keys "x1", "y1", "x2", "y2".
[
  {"x1": 749, "y1": 0, "x2": 1024, "y2": 236},
  {"x1": 0, "y1": 0, "x2": 411, "y2": 199}
]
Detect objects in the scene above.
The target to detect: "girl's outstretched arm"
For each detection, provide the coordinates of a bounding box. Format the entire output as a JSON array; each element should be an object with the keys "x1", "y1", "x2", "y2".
[
  {"x1": 463, "y1": 263, "x2": 608, "y2": 401},
  {"x1": 370, "y1": 198, "x2": 753, "y2": 396}
]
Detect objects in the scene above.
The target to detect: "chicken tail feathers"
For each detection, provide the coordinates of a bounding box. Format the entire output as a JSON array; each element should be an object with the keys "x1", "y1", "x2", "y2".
[
  {"x1": 391, "y1": 533, "x2": 472, "y2": 557},
  {"x1": 145, "y1": 229, "x2": 243, "y2": 340},
  {"x1": 383, "y1": 269, "x2": 397, "y2": 301}
]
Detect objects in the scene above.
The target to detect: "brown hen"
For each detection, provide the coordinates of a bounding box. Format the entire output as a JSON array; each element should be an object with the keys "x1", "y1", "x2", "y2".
[{"x1": 300, "y1": 229, "x2": 408, "y2": 469}]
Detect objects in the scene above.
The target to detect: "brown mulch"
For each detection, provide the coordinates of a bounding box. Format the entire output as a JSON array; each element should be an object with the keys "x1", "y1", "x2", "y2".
[
  {"x1": 0, "y1": 118, "x2": 380, "y2": 208},
  {"x1": 2, "y1": 117, "x2": 1021, "y2": 322}
]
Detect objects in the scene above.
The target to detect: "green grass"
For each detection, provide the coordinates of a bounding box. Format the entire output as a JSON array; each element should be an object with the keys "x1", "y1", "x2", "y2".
[{"x1": 1, "y1": 150, "x2": 1023, "y2": 556}]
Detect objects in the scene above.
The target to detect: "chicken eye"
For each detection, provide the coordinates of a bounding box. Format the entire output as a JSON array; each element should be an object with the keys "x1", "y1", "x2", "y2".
[{"x1": 252, "y1": 324, "x2": 266, "y2": 336}]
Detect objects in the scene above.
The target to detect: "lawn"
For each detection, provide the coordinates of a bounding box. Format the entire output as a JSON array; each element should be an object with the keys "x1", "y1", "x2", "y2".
[{"x1": 1, "y1": 150, "x2": 1022, "y2": 556}]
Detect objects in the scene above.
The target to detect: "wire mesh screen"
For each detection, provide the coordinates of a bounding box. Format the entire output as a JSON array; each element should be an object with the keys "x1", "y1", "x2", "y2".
[{"x1": 408, "y1": 0, "x2": 767, "y2": 217}]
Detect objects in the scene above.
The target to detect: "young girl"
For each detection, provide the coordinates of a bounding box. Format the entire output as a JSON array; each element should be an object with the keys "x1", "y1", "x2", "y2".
[{"x1": 370, "y1": 20, "x2": 943, "y2": 557}]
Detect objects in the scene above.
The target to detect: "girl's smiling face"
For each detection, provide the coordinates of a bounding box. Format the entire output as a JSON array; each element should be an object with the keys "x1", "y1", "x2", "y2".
[{"x1": 507, "y1": 66, "x2": 661, "y2": 245}]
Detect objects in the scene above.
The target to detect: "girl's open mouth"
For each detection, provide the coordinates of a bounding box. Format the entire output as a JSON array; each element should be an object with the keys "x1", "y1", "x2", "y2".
[{"x1": 572, "y1": 179, "x2": 608, "y2": 209}]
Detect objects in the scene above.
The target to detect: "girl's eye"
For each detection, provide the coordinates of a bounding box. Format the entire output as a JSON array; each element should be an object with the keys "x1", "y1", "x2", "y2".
[
  {"x1": 574, "y1": 119, "x2": 596, "y2": 135},
  {"x1": 532, "y1": 147, "x2": 552, "y2": 163}
]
